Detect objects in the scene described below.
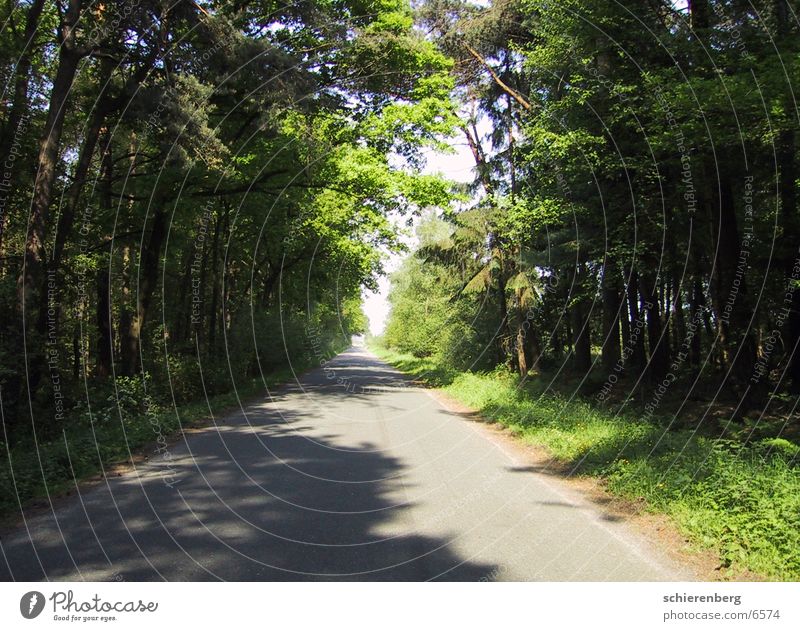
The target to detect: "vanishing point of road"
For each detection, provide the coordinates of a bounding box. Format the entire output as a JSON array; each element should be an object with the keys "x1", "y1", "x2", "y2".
[{"x1": 0, "y1": 347, "x2": 691, "y2": 581}]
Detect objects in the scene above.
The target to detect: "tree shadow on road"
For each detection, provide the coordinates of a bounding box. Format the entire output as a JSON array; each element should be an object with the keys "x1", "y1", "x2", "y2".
[{"x1": 0, "y1": 403, "x2": 496, "y2": 581}]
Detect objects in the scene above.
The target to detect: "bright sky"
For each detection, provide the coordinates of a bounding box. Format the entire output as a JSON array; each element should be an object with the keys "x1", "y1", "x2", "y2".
[{"x1": 361, "y1": 136, "x2": 476, "y2": 336}]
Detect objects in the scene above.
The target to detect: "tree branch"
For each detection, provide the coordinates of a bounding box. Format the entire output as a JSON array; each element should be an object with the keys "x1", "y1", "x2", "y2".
[{"x1": 463, "y1": 42, "x2": 532, "y2": 111}]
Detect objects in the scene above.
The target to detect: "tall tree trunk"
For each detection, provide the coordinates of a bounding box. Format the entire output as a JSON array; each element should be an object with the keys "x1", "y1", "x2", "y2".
[
  {"x1": 126, "y1": 206, "x2": 168, "y2": 375},
  {"x1": 96, "y1": 263, "x2": 112, "y2": 377},
  {"x1": 208, "y1": 210, "x2": 223, "y2": 352},
  {"x1": 689, "y1": 278, "x2": 703, "y2": 368},
  {"x1": 640, "y1": 272, "x2": 668, "y2": 381},
  {"x1": 782, "y1": 141, "x2": 800, "y2": 391},
  {"x1": 173, "y1": 246, "x2": 194, "y2": 344},
  {"x1": 0, "y1": 0, "x2": 46, "y2": 254},
  {"x1": 601, "y1": 260, "x2": 621, "y2": 373},
  {"x1": 117, "y1": 139, "x2": 137, "y2": 372},
  {"x1": 524, "y1": 317, "x2": 542, "y2": 372},
  {"x1": 95, "y1": 130, "x2": 114, "y2": 378},
  {"x1": 625, "y1": 267, "x2": 646, "y2": 372},
  {"x1": 119, "y1": 245, "x2": 134, "y2": 372},
  {"x1": 514, "y1": 288, "x2": 528, "y2": 377},
  {"x1": 15, "y1": 0, "x2": 84, "y2": 422},
  {"x1": 495, "y1": 259, "x2": 511, "y2": 367},
  {"x1": 18, "y1": 0, "x2": 84, "y2": 319},
  {"x1": 672, "y1": 278, "x2": 686, "y2": 363},
  {"x1": 620, "y1": 288, "x2": 631, "y2": 359},
  {"x1": 706, "y1": 161, "x2": 756, "y2": 385},
  {"x1": 775, "y1": 1, "x2": 800, "y2": 390},
  {"x1": 571, "y1": 265, "x2": 591, "y2": 373}
]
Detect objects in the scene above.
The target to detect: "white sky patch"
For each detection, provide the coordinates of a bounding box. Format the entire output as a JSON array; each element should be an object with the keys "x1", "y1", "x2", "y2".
[{"x1": 361, "y1": 134, "x2": 477, "y2": 335}]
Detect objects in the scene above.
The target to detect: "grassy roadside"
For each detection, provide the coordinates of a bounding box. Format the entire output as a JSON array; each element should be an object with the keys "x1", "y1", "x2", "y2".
[
  {"x1": 0, "y1": 357, "x2": 326, "y2": 520},
  {"x1": 370, "y1": 343, "x2": 800, "y2": 581}
]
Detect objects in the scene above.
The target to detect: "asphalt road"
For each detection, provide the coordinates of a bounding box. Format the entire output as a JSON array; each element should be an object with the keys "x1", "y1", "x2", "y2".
[{"x1": 0, "y1": 347, "x2": 690, "y2": 581}]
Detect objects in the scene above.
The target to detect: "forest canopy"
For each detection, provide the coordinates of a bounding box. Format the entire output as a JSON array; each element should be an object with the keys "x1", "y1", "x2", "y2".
[
  {"x1": 385, "y1": 0, "x2": 800, "y2": 420},
  {"x1": 2, "y1": 0, "x2": 800, "y2": 581},
  {"x1": 0, "y1": 0, "x2": 456, "y2": 445}
]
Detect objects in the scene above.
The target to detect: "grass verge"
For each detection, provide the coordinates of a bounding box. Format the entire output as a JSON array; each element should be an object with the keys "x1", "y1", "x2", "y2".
[{"x1": 371, "y1": 343, "x2": 800, "y2": 581}]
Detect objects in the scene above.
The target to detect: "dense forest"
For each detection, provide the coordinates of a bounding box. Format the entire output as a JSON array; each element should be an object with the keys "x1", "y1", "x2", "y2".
[
  {"x1": 0, "y1": 0, "x2": 454, "y2": 451},
  {"x1": 2, "y1": 0, "x2": 800, "y2": 580},
  {"x1": 386, "y1": 0, "x2": 800, "y2": 424},
  {"x1": 376, "y1": 0, "x2": 800, "y2": 579}
]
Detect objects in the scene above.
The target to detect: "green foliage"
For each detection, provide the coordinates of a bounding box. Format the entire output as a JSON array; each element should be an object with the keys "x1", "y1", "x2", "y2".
[
  {"x1": 0, "y1": 0, "x2": 462, "y2": 523},
  {"x1": 384, "y1": 255, "x2": 458, "y2": 358},
  {"x1": 383, "y1": 214, "x2": 498, "y2": 370}
]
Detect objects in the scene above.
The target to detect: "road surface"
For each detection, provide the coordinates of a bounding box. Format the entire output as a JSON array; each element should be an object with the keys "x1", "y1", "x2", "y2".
[{"x1": 0, "y1": 348, "x2": 690, "y2": 581}]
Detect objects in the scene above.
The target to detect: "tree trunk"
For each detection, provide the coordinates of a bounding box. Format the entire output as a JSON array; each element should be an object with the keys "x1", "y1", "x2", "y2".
[
  {"x1": 495, "y1": 265, "x2": 511, "y2": 367},
  {"x1": 689, "y1": 278, "x2": 703, "y2": 368},
  {"x1": 782, "y1": 126, "x2": 800, "y2": 390},
  {"x1": 18, "y1": 0, "x2": 84, "y2": 319},
  {"x1": 119, "y1": 246, "x2": 134, "y2": 372},
  {"x1": 620, "y1": 289, "x2": 631, "y2": 359},
  {"x1": 95, "y1": 130, "x2": 114, "y2": 378},
  {"x1": 672, "y1": 277, "x2": 686, "y2": 360},
  {"x1": 126, "y1": 206, "x2": 168, "y2": 375},
  {"x1": 514, "y1": 288, "x2": 529, "y2": 377},
  {"x1": 706, "y1": 161, "x2": 756, "y2": 385},
  {"x1": 775, "y1": 1, "x2": 800, "y2": 389},
  {"x1": 208, "y1": 210, "x2": 223, "y2": 352},
  {"x1": 571, "y1": 266, "x2": 591, "y2": 373},
  {"x1": 173, "y1": 246, "x2": 194, "y2": 344},
  {"x1": 601, "y1": 260, "x2": 621, "y2": 373},
  {"x1": 640, "y1": 272, "x2": 668, "y2": 381},
  {"x1": 0, "y1": 0, "x2": 46, "y2": 255},
  {"x1": 96, "y1": 262, "x2": 112, "y2": 377},
  {"x1": 626, "y1": 267, "x2": 646, "y2": 371}
]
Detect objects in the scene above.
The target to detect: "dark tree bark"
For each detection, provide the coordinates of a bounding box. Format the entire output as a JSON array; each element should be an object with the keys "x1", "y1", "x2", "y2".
[
  {"x1": 689, "y1": 0, "x2": 711, "y2": 30},
  {"x1": 782, "y1": 147, "x2": 800, "y2": 392},
  {"x1": 625, "y1": 267, "x2": 647, "y2": 372},
  {"x1": 95, "y1": 130, "x2": 114, "y2": 378},
  {"x1": 18, "y1": 0, "x2": 85, "y2": 319},
  {"x1": 570, "y1": 265, "x2": 591, "y2": 373},
  {"x1": 513, "y1": 288, "x2": 529, "y2": 377},
  {"x1": 208, "y1": 209, "x2": 224, "y2": 353},
  {"x1": 601, "y1": 260, "x2": 621, "y2": 373},
  {"x1": 96, "y1": 263, "x2": 112, "y2": 377},
  {"x1": 495, "y1": 255, "x2": 511, "y2": 367},
  {"x1": 705, "y1": 162, "x2": 756, "y2": 385},
  {"x1": 640, "y1": 271, "x2": 669, "y2": 381},
  {"x1": 689, "y1": 278, "x2": 704, "y2": 369},
  {"x1": 118, "y1": 245, "x2": 134, "y2": 372},
  {"x1": 173, "y1": 246, "x2": 194, "y2": 344},
  {"x1": 126, "y1": 206, "x2": 168, "y2": 375},
  {"x1": 774, "y1": 0, "x2": 800, "y2": 390},
  {"x1": 524, "y1": 315, "x2": 542, "y2": 372},
  {"x1": 0, "y1": 0, "x2": 46, "y2": 254}
]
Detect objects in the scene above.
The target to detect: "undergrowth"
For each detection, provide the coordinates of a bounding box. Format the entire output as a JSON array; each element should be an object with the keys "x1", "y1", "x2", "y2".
[{"x1": 0, "y1": 359, "x2": 323, "y2": 519}]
